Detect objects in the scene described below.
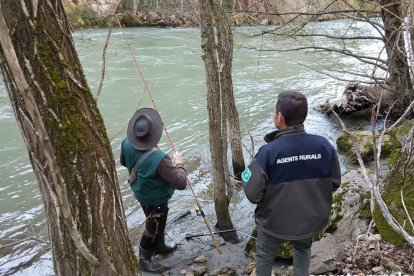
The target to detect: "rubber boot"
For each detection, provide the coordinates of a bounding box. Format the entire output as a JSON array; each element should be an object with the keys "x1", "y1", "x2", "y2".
[
  {"x1": 139, "y1": 246, "x2": 166, "y2": 273},
  {"x1": 154, "y1": 212, "x2": 177, "y2": 255}
]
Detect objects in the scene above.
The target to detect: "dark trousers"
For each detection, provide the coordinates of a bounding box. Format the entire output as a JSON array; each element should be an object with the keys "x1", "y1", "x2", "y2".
[
  {"x1": 140, "y1": 204, "x2": 169, "y2": 251},
  {"x1": 256, "y1": 226, "x2": 312, "y2": 276}
]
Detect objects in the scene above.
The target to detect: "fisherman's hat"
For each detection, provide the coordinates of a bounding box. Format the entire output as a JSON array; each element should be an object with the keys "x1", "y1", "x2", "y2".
[{"x1": 127, "y1": 108, "x2": 163, "y2": 150}]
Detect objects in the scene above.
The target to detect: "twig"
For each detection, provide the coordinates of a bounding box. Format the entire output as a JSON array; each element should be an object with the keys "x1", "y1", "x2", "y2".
[
  {"x1": 95, "y1": 27, "x2": 112, "y2": 102},
  {"x1": 386, "y1": 100, "x2": 414, "y2": 133},
  {"x1": 293, "y1": 61, "x2": 381, "y2": 85},
  {"x1": 0, "y1": 236, "x2": 49, "y2": 250}
]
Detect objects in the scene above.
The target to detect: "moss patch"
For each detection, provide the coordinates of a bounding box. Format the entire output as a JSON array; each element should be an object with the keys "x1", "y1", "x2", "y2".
[
  {"x1": 357, "y1": 192, "x2": 372, "y2": 220},
  {"x1": 373, "y1": 147, "x2": 414, "y2": 246},
  {"x1": 244, "y1": 226, "x2": 293, "y2": 260},
  {"x1": 336, "y1": 130, "x2": 401, "y2": 164}
]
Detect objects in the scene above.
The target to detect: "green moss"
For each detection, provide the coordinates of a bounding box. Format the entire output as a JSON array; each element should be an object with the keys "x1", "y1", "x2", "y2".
[
  {"x1": 336, "y1": 133, "x2": 353, "y2": 153},
  {"x1": 276, "y1": 241, "x2": 293, "y2": 260},
  {"x1": 373, "y1": 148, "x2": 414, "y2": 246},
  {"x1": 336, "y1": 131, "x2": 401, "y2": 164},
  {"x1": 315, "y1": 189, "x2": 345, "y2": 240},
  {"x1": 358, "y1": 192, "x2": 372, "y2": 220},
  {"x1": 387, "y1": 149, "x2": 400, "y2": 167},
  {"x1": 244, "y1": 226, "x2": 293, "y2": 260},
  {"x1": 395, "y1": 120, "x2": 414, "y2": 141}
]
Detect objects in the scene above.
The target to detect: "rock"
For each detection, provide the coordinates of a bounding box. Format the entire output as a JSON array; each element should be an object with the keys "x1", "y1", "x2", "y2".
[
  {"x1": 210, "y1": 267, "x2": 236, "y2": 276},
  {"x1": 250, "y1": 268, "x2": 256, "y2": 276},
  {"x1": 388, "y1": 263, "x2": 402, "y2": 272},
  {"x1": 244, "y1": 262, "x2": 256, "y2": 274},
  {"x1": 180, "y1": 269, "x2": 187, "y2": 275},
  {"x1": 192, "y1": 266, "x2": 208, "y2": 276},
  {"x1": 186, "y1": 273, "x2": 195, "y2": 276},
  {"x1": 311, "y1": 259, "x2": 337, "y2": 274},
  {"x1": 336, "y1": 130, "x2": 400, "y2": 164},
  {"x1": 162, "y1": 271, "x2": 170, "y2": 276},
  {"x1": 194, "y1": 255, "x2": 208, "y2": 264},
  {"x1": 372, "y1": 266, "x2": 384, "y2": 273},
  {"x1": 148, "y1": 11, "x2": 161, "y2": 20}
]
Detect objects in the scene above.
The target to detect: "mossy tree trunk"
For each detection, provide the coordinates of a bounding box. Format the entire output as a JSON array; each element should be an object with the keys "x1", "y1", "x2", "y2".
[
  {"x1": 199, "y1": 0, "x2": 239, "y2": 243},
  {"x1": 0, "y1": 1, "x2": 140, "y2": 275},
  {"x1": 373, "y1": 125, "x2": 414, "y2": 245},
  {"x1": 211, "y1": 0, "x2": 246, "y2": 181}
]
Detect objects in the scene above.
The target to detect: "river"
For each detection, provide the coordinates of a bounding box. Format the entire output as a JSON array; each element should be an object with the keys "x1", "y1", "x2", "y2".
[{"x1": 0, "y1": 19, "x2": 383, "y2": 275}]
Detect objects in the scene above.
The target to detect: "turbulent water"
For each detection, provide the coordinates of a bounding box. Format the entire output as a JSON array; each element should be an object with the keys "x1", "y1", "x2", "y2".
[{"x1": 0, "y1": 19, "x2": 383, "y2": 275}]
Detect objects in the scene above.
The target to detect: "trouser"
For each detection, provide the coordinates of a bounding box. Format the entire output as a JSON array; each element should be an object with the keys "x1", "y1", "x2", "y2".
[
  {"x1": 255, "y1": 226, "x2": 312, "y2": 276},
  {"x1": 140, "y1": 204, "x2": 169, "y2": 252}
]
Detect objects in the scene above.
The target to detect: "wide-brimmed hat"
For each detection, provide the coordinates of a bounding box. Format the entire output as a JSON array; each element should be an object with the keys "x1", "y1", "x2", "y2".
[{"x1": 127, "y1": 108, "x2": 163, "y2": 150}]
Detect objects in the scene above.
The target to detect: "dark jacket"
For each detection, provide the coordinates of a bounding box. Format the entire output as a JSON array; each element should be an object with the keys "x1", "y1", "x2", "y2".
[
  {"x1": 120, "y1": 138, "x2": 187, "y2": 206},
  {"x1": 243, "y1": 125, "x2": 341, "y2": 240}
]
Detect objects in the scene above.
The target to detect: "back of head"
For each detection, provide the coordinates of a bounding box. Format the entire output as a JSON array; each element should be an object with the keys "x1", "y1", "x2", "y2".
[{"x1": 276, "y1": 90, "x2": 308, "y2": 127}]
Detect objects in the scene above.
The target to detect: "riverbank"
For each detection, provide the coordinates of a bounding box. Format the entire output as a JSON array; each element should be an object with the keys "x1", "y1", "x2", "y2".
[
  {"x1": 63, "y1": 0, "x2": 379, "y2": 29},
  {"x1": 134, "y1": 167, "x2": 413, "y2": 275}
]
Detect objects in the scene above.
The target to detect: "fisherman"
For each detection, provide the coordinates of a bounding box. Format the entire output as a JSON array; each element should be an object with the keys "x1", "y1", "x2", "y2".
[
  {"x1": 120, "y1": 107, "x2": 187, "y2": 273},
  {"x1": 242, "y1": 90, "x2": 341, "y2": 276}
]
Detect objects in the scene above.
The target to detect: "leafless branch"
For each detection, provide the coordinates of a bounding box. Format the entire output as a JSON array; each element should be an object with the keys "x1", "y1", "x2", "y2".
[
  {"x1": 95, "y1": 0, "x2": 122, "y2": 102},
  {"x1": 241, "y1": 9, "x2": 379, "y2": 17},
  {"x1": 386, "y1": 100, "x2": 414, "y2": 132},
  {"x1": 293, "y1": 61, "x2": 381, "y2": 85},
  {"x1": 329, "y1": 68, "x2": 385, "y2": 82},
  {"x1": 265, "y1": 32, "x2": 383, "y2": 41},
  {"x1": 95, "y1": 28, "x2": 112, "y2": 102},
  {"x1": 243, "y1": 46, "x2": 388, "y2": 70}
]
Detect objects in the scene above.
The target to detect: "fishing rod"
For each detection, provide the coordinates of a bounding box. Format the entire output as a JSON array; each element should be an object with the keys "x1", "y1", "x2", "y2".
[
  {"x1": 114, "y1": 16, "x2": 222, "y2": 254},
  {"x1": 185, "y1": 228, "x2": 257, "y2": 240}
]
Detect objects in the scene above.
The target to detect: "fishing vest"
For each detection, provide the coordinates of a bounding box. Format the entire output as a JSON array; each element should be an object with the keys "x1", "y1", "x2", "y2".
[{"x1": 121, "y1": 138, "x2": 174, "y2": 205}]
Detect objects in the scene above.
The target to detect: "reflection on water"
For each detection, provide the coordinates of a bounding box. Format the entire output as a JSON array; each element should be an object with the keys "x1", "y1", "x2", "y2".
[{"x1": 0, "y1": 19, "x2": 383, "y2": 274}]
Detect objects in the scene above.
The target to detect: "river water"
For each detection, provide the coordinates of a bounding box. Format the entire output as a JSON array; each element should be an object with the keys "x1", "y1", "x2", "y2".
[{"x1": 0, "y1": 19, "x2": 383, "y2": 274}]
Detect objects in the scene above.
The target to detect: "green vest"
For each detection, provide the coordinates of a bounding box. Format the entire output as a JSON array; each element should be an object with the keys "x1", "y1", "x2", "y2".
[{"x1": 121, "y1": 138, "x2": 174, "y2": 205}]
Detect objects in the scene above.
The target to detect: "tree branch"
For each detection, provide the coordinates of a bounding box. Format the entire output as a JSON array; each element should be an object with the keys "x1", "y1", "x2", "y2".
[
  {"x1": 293, "y1": 61, "x2": 381, "y2": 84},
  {"x1": 243, "y1": 46, "x2": 388, "y2": 70}
]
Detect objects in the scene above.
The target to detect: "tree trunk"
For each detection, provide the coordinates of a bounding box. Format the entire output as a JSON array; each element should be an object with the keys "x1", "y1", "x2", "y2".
[
  {"x1": 0, "y1": 1, "x2": 140, "y2": 275},
  {"x1": 199, "y1": 0, "x2": 239, "y2": 243},
  {"x1": 408, "y1": 0, "x2": 414, "y2": 82},
  {"x1": 380, "y1": 0, "x2": 413, "y2": 101},
  {"x1": 211, "y1": 0, "x2": 246, "y2": 181}
]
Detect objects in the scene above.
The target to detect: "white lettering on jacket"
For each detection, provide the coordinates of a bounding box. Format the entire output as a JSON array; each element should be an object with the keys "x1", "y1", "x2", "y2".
[{"x1": 276, "y1": 154, "x2": 322, "y2": 164}]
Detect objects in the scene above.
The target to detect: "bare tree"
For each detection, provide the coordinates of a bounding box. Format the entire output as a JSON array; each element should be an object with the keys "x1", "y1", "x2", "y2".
[
  {"x1": 210, "y1": 0, "x2": 246, "y2": 181},
  {"x1": 0, "y1": 1, "x2": 140, "y2": 275},
  {"x1": 245, "y1": 1, "x2": 413, "y2": 117},
  {"x1": 199, "y1": 0, "x2": 239, "y2": 243}
]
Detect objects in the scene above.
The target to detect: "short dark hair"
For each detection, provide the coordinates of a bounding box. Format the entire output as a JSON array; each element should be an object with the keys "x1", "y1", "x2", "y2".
[{"x1": 275, "y1": 90, "x2": 308, "y2": 126}]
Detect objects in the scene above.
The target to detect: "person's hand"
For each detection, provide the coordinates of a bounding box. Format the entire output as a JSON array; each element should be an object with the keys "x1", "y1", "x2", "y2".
[{"x1": 173, "y1": 151, "x2": 183, "y2": 164}]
